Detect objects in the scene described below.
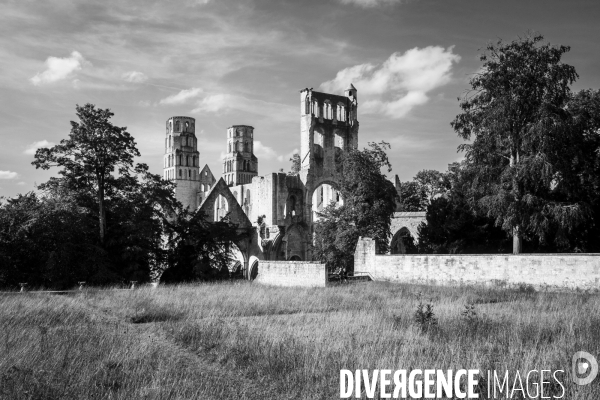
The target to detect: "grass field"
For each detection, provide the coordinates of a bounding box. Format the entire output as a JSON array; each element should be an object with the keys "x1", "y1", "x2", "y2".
[{"x1": 1, "y1": 281, "x2": 599, "y2": 399}]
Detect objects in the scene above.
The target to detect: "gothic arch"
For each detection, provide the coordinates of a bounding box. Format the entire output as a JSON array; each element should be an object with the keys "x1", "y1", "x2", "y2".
[{"x1": 390, "y1": 227, "x2": 417, "y2": 255}]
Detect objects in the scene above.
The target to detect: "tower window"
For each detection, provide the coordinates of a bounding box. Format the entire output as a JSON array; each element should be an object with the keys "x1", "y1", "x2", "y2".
[
  {"x1": 175, "y1": 121, "x2": 180, "y2": 131},
  {"x1": 188, "y1": 169, "x2": 191, "y2": 178},
  {"x1": 179, "y1": 169, "x2": 182, "y2": 177}
]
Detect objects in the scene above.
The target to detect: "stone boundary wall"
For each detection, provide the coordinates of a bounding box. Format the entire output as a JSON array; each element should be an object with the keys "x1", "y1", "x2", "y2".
[
  {"x1": 355, "y1": 237, "x2": 600, "y2": 291},
  {"x1": 254, "y1": 261, "x2": 327, "y2": 287}
]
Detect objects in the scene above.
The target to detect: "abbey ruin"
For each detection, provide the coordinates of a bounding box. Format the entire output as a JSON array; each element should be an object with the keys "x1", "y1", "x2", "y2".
[{"x1": 162, "y1": 84, "x2": 425, "y2": 279}]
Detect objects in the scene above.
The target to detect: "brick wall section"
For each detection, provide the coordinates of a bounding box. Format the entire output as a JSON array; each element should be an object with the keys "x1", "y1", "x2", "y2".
[
  {"x1": 254, "y1": 261, "x2": 327, "y2": 287},
  {"x1": 355, "y1": 237, "x2": 600, "y2": 291}
]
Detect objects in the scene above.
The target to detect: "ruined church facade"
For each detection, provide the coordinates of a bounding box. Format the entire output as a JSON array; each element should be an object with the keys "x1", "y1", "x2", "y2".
[{"x1": 164, "y1": 84, "x2": 422, "y2": 278}]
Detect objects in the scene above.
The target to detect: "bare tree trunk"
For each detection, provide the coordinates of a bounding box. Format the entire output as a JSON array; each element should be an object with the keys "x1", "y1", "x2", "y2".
[{"x1": 512, "y1": 225, "x2": 522, "y2": 254}]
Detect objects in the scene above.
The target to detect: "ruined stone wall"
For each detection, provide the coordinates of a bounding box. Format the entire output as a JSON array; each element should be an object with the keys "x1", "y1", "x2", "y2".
[
  {"x1": 174, "y1": 179, "x2": 199, "y2": 211},
  {"x1": 254, "y1": 261, "x2": 327, "y2": 287},
  {"x1": 390, "y1": 212, "x2": 426, "y2": 240},
  {"x1": 355, "y1": 237, "x2": 600, "y2": 291},
  {"x1": 251, "y1": 174, "x2": 276, "y2": 226}
]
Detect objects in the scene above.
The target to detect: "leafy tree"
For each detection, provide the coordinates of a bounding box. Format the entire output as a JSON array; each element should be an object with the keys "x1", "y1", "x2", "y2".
[
  {"x1": 452, "y1": 34, "x2": 586, "y2": 254},
  {"x1": 314, "y1": 142, "x2": 398, "y2": 271},
  {"x1": 414, "y1": 169, "x2": 450, "y2": 203},
  {"x1": 417, "y1": 163, "x2": 511, "y2": 254},
  {"x1": 161, "y1": 210, "x2": 248, "y2": 282},
  {"x1": 288, "y1": 153, "x2": 301, "y2": 175},
  {"x1": 397, "y1": 181, "x2": 427, "y2": 212},
  {"x1": 0, "y1": 192, "x2": 108, "y2": 289},
  {"x1": 33, "y1": 104, "x2": 139, "y2": 245}
]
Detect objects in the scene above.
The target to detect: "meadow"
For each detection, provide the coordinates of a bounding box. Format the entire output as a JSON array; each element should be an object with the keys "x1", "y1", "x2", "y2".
[{"x1": 1, "y1": 281, "x2": 599, "y2": 399}]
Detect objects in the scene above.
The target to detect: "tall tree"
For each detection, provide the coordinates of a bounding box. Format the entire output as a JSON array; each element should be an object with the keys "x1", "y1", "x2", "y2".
[
  {"x1": 414, "y1": 169, "x2": 450, "y2": 204},
  {"x1": 33, "y1": 104, "x2": 139, "y2": 245},
  {"x1": 417, "y1": 162, "x2": 512, "y2": 254},
  {"x1": 452, "y1": 34, "x2": 583, "y2": 253},
  {"x1": 397, "y1": 181, "x2": 427, "y2": 212},
  {"x1": 314, "y1": 142, "x2": 398, "y2": 271}
]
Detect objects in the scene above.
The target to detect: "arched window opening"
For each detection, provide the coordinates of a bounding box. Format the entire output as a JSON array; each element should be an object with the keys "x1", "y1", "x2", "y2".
[
  {"x1": 188, "y1": 169, "x2": 191, "y2": 178},
  {"x1": 185, "y1": 121, "x2": 189, "y2": 132},
  {"x1": 186, "y1": 156, "x2": 189, "y2": 166},
  {"x1": 175, "y1": 121, "x2": 180, "y2": 131},
  {"x1": 286, "y1": 195, "x2": 297, "y2": 218},
  {"x1": 312, "y1": 183, "x2": 343, "y2": 222},
  {"x1": 245, "y1": 142, "x2": 249, "y2": 152},
  {"x1": 312, "y1": 100, "x2": 319, "y2": 117},
  {"x1": 390, "y1": 228, "x2": 417, "y2": 254},
  {"x1": 179, "y1": 169, "x2": 182, "y2": 177},
  {"x1": 324, "y1": 101, "x2": 332, "y2": 119},
  {"x1": 169, "y1": 135, "x2": 171, "y2": 147},
  {"x1": 228, "y1": 143, "x2": 231, "y2": 153},
  {"x1": 214, "y1": 194, "x2": 229, "y2": 222}
]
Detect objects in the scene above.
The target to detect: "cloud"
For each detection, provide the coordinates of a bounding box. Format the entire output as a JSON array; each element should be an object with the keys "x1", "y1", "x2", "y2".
[
  {"x1": 0, "y1": 171, "x2": 18, "y2": 180},
  {"x1": 253, "y1": 141, "x2": 278, "y2": 159},
  {"x1": 159, "y1": 87, "x2": 203, "y2": 105},
  {"x1": 24, "y1": 140, "x2": 55, "y2": 155},
  {"x1": 320, "y1": 46, "x2": 461, "y2": 119},
  {"x1": 338, "y1": 0, "x2": 406, "y2": 7},
  {"x1": 30, "y1": 51, "x2": 86, "y2": 85},
  {"x1": 122, "y1": 71, "x2": 148, "y2": 83},
  {"x1": 277, "y1": 148, "x2": 299, "y2": 163},
  {"x1": 193, "y1": 93, "x2": 296, "y2": 122},
  {"x1": 17, "y1": 181, "x2": 26, "y2": 186}
]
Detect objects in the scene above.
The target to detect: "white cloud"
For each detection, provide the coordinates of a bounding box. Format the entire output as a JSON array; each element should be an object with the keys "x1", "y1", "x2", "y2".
[
  {"x1": 193, "y1": 93, "x2": 296, "y2": 122},
  {"x1": 159, "y1": 87, "x2": 203, "y2": 105},
  {"x1": 122, "y1": 71, "x2": 148, "y2": 83},
  {"x1": 24, "y1": 140, "x2": 55, "y2": 155},
  {"x1": 254, "y1": 141, "x2": 277, "y2": 160},
  {"x1": 30, "y1": 51, "x2": 86, "y2": 85},
  {"x1": 0, "y1": 171, "x2": 18, "y2": 180},
  {"x1": 338, "y1": 0, "x2": 405, "y2": 7},
  {"x1": 194, "y1": 93, "x2": 230, "y2": 113},
  {"x1": 277, "y1": 148, "x2": 299, "y2": 162},
  {"x1": 320, "y1": 46, "x2": 461, "y2": 119},
  {"x1": 17, "y1": 181, "x2": 26, "y2": 186}
]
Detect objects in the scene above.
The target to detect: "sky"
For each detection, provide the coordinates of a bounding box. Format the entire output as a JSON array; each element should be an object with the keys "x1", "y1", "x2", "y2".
[{"x1": 1, "y1": 0, "x2": 600, "y2": 198}]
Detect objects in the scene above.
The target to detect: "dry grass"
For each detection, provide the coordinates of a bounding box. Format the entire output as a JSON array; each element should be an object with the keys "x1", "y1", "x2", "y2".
[{"x1": 1, "y1": 282, "x2": 599, "y2": 399}]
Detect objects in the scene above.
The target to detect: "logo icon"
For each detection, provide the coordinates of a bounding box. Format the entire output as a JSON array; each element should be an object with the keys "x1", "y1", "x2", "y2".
[{"x1": 572, "y1": 351, "x2": 598, "y2": 386}]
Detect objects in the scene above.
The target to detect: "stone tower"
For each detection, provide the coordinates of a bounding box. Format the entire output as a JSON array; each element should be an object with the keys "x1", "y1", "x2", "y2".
[
  {"x1": 163, "y1": 116, "x2": 200, "y2": 210},
  {"x1": 222, "y1": 125, "x2": 258, "y2": 186},
  {"x1": 298, "y1": 84, "x2": 359, "y2": 259}
]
